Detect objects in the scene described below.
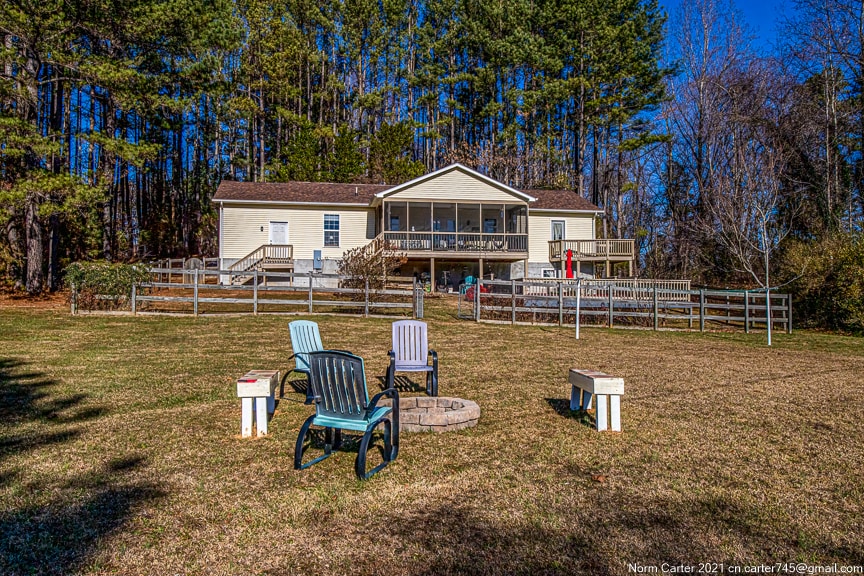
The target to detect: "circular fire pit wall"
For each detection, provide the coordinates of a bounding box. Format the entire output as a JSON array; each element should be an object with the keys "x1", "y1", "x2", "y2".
[{"x1": 392, "y1": 397, "x2": 480, "y2": 433}]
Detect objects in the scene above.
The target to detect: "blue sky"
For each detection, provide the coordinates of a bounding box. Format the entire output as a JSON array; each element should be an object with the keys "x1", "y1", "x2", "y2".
[{"x1": 659, "y1": 0, "x2": 790, "y2": 51}]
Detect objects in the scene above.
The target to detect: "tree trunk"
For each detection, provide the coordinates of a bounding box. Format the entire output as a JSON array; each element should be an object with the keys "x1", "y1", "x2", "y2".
[{"x1": 25, "y1": 194, "x2": 43, "y2": 294}]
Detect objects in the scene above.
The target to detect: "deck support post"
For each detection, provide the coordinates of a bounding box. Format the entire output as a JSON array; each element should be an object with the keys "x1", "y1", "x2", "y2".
[
  {"x1": 430, "y1": 258, "x2": 435, "y2": 293},
  {"x1": 628, "y1": 259, "x2": 633, "y2": 278},
  {"x1": 479, "y1": 258, "x2": 484, "y2": 281}
]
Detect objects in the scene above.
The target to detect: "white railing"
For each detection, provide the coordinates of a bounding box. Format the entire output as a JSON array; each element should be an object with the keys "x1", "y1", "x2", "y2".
[
  {"x1": 522, "y1": 278, "x2": 692, "y2": 300},
  {"x1": 549, "y1": 239, "x2": 635, "y2": 261}
]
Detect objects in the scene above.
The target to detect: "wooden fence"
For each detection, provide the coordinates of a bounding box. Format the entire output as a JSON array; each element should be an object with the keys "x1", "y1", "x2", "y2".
[
  {"x1": 72, "y1": 268, "x2": 424, "y2": 318},
  {"x1": 461, "y1": 278, "x2": 791, "y2": 333}
]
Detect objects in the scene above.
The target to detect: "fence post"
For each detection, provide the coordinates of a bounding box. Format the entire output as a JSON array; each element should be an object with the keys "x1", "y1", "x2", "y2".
[
  {"x1": 71, "y1": 282, "x2": 77, "y2": 315},
  {"x1": 193, "y1": 269, "x2": 199, "y2": 317},
  {"x1": 511, "y1": 279, "x2": 516, "y2": 324},
  {"x1": 653, "y1": 284, "x2": 658, "y2": 331},
  {"x1": 574, "y1": 279, "x2": 581, "y2": 340},
  {"x1": 308, "y1": 275, "x2": 313, "y2": 313},
  {"x1": 131, "y1": 284, "x2": 137, "y2": 316},
  {"x1": 253, "y1": 270, "x2": 258, "y2": 315},
  {"x1": 558, "y1": 284, "x2": 564, "y2": 327},
  {"x1": 475, "y1": 278, "x2": 481, "y2": 322},
  {"x1": 411, "y1": 278, "x2": 417, "y2": 320},
  {"x1": 787, "y1": 295, "x2": 793, "y2": 334},
  {"x1": 699, "y1": 289, "x2": 705, "y2": 332},
  {"x1": 688, "y1": 289, "x2": 694, "y2": 329},
  {"x1": 744, "y1": 291, "x2": 750, "y2": 333},
  {"x1": 608, "y1": 285, "x2": 614, "y2": 328},
  {"x1": 364, "y1": 278, "x2": 370, "y2": 318},
  {"x1": 416, "y1": 286, "x2": 424, "y2": 319}
]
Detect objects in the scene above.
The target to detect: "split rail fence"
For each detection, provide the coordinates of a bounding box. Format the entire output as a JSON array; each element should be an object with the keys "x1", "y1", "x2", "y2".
[
  {"x1": 71, "y1": 268, "x2": 424, "y2": 318},
  {"x1": 460, "y1": 278, "x2": 791, "y2": 334}
]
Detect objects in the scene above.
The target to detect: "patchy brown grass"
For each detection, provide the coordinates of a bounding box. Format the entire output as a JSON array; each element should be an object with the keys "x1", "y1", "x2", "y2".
[{"x1": 1, "y1": 297, "x2": 863, "y2": 575}]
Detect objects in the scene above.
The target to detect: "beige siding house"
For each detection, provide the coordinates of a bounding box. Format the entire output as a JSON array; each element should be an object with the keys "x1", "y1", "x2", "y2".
[{"x1": 213, "y1": 164, "x2": 634, "y2": 288}]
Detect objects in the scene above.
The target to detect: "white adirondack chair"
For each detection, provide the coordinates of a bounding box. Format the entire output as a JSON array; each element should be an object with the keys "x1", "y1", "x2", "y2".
[{"x1": 386, "y1": 320, "x2": 439, "y2": 396}]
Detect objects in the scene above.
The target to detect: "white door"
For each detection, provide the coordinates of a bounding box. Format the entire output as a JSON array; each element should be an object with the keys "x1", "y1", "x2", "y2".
[
  {"x1": 551, "y1": 220, "x2": 565, "y2": 241},
  {"x1": 269, "y1": 221, "x2": 288, "y2": 245}
]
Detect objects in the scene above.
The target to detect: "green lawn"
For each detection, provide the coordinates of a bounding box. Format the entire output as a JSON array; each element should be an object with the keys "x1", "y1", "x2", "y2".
[{"x1": 1, "y1": 299, "x2": 863, "y2": 575}]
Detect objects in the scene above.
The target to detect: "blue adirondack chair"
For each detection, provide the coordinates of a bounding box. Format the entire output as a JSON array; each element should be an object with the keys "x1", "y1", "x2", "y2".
[
  {"x1": 294, "y1": 351, "x2": 400, "y2": 479},
  {"x1": 386, "y1": 320, "x2": 439, "y2": 396},
  {"x1": 288, "y1": 320, "x2": 326, "y2": 403}
]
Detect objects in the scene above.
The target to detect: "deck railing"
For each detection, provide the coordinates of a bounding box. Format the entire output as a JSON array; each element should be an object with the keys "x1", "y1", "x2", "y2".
[
  {"x1": 383, "y1": 231, "x2": 528, "y2": 253},
  {"x1": 548, "y1": 239, "x2": 634, "y2": 261}
]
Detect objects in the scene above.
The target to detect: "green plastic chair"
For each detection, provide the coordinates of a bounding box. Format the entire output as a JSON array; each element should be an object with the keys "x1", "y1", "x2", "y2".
[
  {"x1": 288, "y1": 320, "x2": 323, "y2": 378},
  {"x1": 294, "y1": 351, "x2": 400, "y2": 479},
  {"x1": 288, "y1": 320, "x2": 348, "y2": 403}
]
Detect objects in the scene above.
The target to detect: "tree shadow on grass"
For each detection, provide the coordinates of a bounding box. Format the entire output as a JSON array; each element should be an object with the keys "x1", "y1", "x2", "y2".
[
  {"x1": 0, "y1": 358, "x2": 106, "y2": 464},
  {"x1": 0, "y1": 456, "x2": 164, "y2": 576},
  {"x1": 0, "y1": 359, "x2": 161, "y2": 575},
  {"x1": 339, "y1": 489, "x2": 864, "y2": 576}
]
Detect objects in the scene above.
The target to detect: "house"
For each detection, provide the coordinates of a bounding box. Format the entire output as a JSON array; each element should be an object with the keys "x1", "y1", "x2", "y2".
[{"x1": 212, "y1": 163, "x2": 635, "y2": 289}]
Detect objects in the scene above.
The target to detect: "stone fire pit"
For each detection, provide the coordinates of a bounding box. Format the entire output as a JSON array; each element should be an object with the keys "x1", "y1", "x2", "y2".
[{"x1": 383, "y1": 396, "x2": 480, "y2": 433}]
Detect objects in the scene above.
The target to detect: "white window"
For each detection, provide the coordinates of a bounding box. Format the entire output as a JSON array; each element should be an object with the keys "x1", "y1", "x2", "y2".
[
  {"x1": 324, "y1": 214, "x2": 340, "y2": 247},
  {"x1": 269, "y1": 221, "x2": 288, "y2": 245},
  {"x1": 551, "y1": 220, "x2": 565, "y2": 241},
  {"x1": 542, "y1": 268, "x2": 557, "y2": 278}
]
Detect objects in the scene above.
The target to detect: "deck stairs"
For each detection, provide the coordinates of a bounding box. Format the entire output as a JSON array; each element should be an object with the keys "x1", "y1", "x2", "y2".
[{"x1": 227, "y1": 244, "x2": 294, "y2": 284}]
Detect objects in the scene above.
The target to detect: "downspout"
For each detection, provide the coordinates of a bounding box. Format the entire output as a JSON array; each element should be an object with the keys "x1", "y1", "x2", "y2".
[{"x1": 219, "y1": 202, "x2": 225, "y2": 284}]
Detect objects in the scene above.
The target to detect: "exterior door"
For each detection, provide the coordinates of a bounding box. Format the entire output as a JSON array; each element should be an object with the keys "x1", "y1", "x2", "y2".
[
  {"x1": 551, "y1": 220, "x2": 565, "y2": 241},
  {"x1": 269, "y1": 221, "x2": 288, "y2": 245}
]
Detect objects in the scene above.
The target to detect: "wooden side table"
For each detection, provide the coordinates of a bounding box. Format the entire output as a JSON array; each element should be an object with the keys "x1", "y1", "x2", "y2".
[
  {"x1": 569, "y1": 369, "x2": 624, "y2": 432},
  {"x1": 236, "y1": 370, "x2": 279, "y2": 437}
]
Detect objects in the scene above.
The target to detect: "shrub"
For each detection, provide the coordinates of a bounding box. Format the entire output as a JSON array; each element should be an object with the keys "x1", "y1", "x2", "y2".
[
  {"x1": 782, "y1": 233, "x2": 864, "y2": 333},
  {"x1": 337, "y1": 241, "x2": 406, "y2": 301},
  {"x1": 65, "y1": 261, "x2": 151, "y2": 311}
]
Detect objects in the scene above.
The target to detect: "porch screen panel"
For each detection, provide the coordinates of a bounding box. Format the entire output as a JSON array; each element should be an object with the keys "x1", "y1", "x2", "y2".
[
  {"x1": 506, "y1": 205, "x2": 527, "y2": 233},
  {"x1": 408, "y1": 202, "x2": 432, "y2": 231},
  {"x1": 386, "y1": 202, "x2": 407, "y2": 231},
  {"x1": 458, "y1": 204, "x2": 481, "y2": 232},
  {"x1": 482, "y1": 204, "x2": 504, "y2": 233},
  {"x1": 433, "y1": 203, "x2": 456, "y2": 232}
]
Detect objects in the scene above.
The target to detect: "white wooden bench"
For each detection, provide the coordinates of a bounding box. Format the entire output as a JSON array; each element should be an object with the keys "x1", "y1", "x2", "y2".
[
  {"x1": 569, "y1": 369, "x2": 624, "y2": 432},
  {"x1": 236, "y1": 370, "x2": 279, "y2": 437}
]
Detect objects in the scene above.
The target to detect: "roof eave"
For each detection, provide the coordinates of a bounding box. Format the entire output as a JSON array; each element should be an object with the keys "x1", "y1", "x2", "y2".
[{"x1": 212, "y1": 198, "x2": 373, "y2": 208}]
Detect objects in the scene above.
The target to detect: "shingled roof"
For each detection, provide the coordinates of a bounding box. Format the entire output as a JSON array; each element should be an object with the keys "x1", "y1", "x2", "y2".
[
  {"x1": 213, "y1": 180, "x2": 601, "y2": 212},
  {"x1": 523, "y1": 189, "x2": 601, "y2": 212},
  {"x1": 213, "y1": 181, "x2": 390, "y2": 205}
]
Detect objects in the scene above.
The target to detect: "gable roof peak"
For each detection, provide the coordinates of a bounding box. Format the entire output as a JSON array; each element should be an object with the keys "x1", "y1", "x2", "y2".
[{"x1": 373, "y1": 163, "x2": 537, "y2": 203}]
